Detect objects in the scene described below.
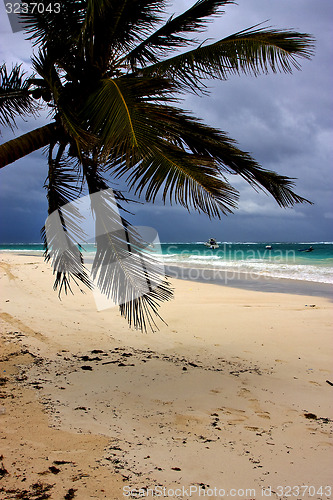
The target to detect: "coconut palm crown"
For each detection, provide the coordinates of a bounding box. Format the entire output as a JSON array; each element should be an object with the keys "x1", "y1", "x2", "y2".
[{"x1": 0, "y1": 0, "x2": 314, "y2": 330}]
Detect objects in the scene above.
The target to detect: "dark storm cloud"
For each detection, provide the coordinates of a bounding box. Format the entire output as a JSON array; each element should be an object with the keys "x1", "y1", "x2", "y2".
[
  {"x1": 0, "y1": 9, "x2": 51, "y2": 242},
  {"x1": 0, "y1": 151, "x2": 47, "y2": 242},
  {"x1": 0, "y1": 0, "x2": 332, "y2": 242},
  {"x1": 179, "y1": 0, "x2": 333, "y2": 239}
]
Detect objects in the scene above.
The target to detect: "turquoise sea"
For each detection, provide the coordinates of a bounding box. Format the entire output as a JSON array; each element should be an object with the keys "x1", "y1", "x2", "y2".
[{"x1": 1, "y1": 241, "x2": 332, "y2": 285}]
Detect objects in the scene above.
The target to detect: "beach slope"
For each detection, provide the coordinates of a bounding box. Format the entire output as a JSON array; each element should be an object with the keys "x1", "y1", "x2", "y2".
[{"x1": 0, "y1": 253, "x2": 332, "y2": 499}]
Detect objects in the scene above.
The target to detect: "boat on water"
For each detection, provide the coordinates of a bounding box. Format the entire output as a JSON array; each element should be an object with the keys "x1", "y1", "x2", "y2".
[
  {"x1": 265, "y1": 245, "x2": 272, "y2": 250},
  {"x1": 299, "y1": 246, "x2": 314, "y2": 253},
  {"x1": 204, "y1": 238, "x2": 219, "y2": 249}
]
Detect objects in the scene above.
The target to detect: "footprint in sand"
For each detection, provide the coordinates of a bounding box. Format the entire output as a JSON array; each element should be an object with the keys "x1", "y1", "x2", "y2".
[
  {"x1": 255, "y1": 412, "x2": 271, "y2": 419},
  {"x1": 174, "y1": 413, "x2": 205, "y2": 427},
  {"x1": 245, "y1": 425, "x2": 261, "y2": 432},
  {"x1": 227, "y1": 418, "x2": 247, "y2": 425},
  {"x1": 218, "y1": 407, "x2": 248, "y2": 425},
  {"x1": 220, "y1": 407, "x2": 247, "y2": 416},
  {"x1": 249, "y1": 399, "x2": 271, "y2": 419},
  {"x1": 237, "y1": 388, "x2": 271, "y2": 420},
  {"x1": 281, "y1": 421, "x2": 293, "y2": 429},
  {"x1": 238, "y1": 388, "x2": 251, "y2": 397}
]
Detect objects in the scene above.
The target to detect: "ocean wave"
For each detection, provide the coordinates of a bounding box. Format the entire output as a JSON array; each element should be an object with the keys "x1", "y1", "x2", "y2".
[
  {"x1": 159, "y1": 254, "x2": 333, "y2": 284},
  {"x1": 0, "y1": 248, "x2": 44, "y2": 253}
]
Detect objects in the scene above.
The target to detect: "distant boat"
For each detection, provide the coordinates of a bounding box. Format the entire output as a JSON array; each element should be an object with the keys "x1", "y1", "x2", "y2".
[
  {"x1": 265, "y1": 245, "x2": 272, "y2": 250},
  {"x1": 204, "y1": 238, "x2": 219, "y2": 249},
  {"x1": 299, "y1": 246, "x2": 314, "y2": 253}
]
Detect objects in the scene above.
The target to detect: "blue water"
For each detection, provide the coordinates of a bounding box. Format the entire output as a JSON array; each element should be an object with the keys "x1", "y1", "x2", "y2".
[
  {"x1": 159, "y1": 242, "x2": 333, "y2": 284},
  {"x1": 1, "y1": 241, "x2": 332, "y2": 284}
]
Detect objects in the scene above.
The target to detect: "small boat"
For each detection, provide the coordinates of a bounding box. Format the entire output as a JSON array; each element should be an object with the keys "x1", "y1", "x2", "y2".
[
  {"x1": 204, "y1": 238, "x2": 219, "y2": 249},
  {"x1": 265, "y1": 245, "x2": 272, "y2": 250},
  {"x1": 299, "y1": 246, "x2": 314, "y2": 253}
]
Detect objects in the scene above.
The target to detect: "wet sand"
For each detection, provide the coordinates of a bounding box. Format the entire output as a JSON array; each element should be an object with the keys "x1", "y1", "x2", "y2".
[{"x1": 0, "y1": 253, "x2": 332, "y2": 499}]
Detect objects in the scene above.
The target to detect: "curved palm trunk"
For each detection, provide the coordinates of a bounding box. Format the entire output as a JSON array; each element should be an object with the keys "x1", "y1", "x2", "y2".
[{"x1": 0, "y1": 123, "x2": 57, "y2": 169}]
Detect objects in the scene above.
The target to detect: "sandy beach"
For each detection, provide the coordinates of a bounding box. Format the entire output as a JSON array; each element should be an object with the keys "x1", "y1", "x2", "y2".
[{"x1": 0, "y1": 253, "x2": 332, "y2": 499}]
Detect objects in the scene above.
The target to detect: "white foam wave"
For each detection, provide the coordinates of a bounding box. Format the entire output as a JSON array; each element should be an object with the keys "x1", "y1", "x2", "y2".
[{"x1": 160, "y1": 254, "x2": 333, "y2": 284}]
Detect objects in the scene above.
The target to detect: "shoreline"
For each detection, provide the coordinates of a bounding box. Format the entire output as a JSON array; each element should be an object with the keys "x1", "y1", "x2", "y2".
[
  {"x1": 1, "y1": 253, "x2": 332, "y2": 499},
  {"x1": 165, "y1": 265, "x2": 333, "y2": 299},
  {"x1": 1, "y1": 251, "x2": 332, "y2": 298}
]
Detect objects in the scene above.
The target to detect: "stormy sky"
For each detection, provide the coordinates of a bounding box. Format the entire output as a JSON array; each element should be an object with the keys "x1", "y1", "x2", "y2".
[{"x1": 0, "y1": 0, "x2": 332, "y2": 243}]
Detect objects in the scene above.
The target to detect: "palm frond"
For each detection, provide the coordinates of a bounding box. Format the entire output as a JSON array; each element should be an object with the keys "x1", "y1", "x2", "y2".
[
  {"x1": 43, "y1": 145, "x2": 92, "y2": 295},
  {"x1": 79, "y1": 74, "x2": 181, "y2": 167},
  {"x1": 135, "y1": 104, "x2": 311, "y2": 207},
  {"x1": 21, "y1": 0, "x2": 87, "y2": 83},
  {"x1": 84, "y1": 166, "x2": 173, "y2": 331},
  {"x1": 111, "y1": 141, "x2": 238, "y2": 217},
  {"x1": 21, "y1": 0, "x2": 85, "y2": 49},
  {"x1": 80, "y1": 77, "x2": 140, "y2": 157},
  {"x1": 231, "y1": 168, "x2": 311, "y2": 207},
  {"x1": 80, "y1": 0, "x2": 167, "y2": 73},
  {"x1": 31, "y1": 49, "x2": 97, "y2": 151},
  {"x1": 31, "y1": 49, "x2": 60, "y2": 99},
  {"x1": 0, "y1": 63, "x2": 39, "y2": 130},
  {"x1": 142, "y1": 26, "x2": 315, "y2": 91},
  {"x1": 83, "y1": 76, "x2": 239, "y2": 217},
  {"x1": 125, "y1": 0, "x2": 234, "y2": 68}
]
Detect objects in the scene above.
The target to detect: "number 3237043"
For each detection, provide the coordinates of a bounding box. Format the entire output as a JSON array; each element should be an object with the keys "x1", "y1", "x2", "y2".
[
  {"x1": 5, "y1": 3, "x2": 61, "y2": 14},
  {"x1": 275, "y1": 485, "x2": 332, "y2": 497}
]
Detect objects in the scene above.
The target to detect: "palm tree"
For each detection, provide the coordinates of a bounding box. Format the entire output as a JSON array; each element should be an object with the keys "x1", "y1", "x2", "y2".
[{"x1": 0, "y1": 0, "x2": 314, "y2": 330}]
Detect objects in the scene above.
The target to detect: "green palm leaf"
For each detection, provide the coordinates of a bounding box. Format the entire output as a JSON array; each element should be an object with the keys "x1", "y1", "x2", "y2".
[
  {"x1": 80, "y1": 0, "x2": 167, "y2": 72},
  {"x1": 81, "y1": 77, "x2": 140, "y2": 157},
  {"x1": 142, "y1": 26, "x2": 315, "y2": 91},
  {"x1": 126, "y1": 0, "x2": 234, "y2": 67},
  {"x1": 32, "y1": 49, "x2": 96, "y2": 150},
  {"x1": 21, "y1": 0, "x2": 85, "y2": 50},
  {"x1": 43, "y1": 146, "x2": 91, "y2": 295},
  {"x1": 133, "y1": 104, "x2": 311, "y2": 207},
  {"x1": 112, "y1": 141, "x2": 238, "y2": 217},
  {"x1": 84, "y1": 166, "x2": 173, "y2": 331},
  {"x1": 0, "y1": 63, "x2": 39, "y2": 130}
]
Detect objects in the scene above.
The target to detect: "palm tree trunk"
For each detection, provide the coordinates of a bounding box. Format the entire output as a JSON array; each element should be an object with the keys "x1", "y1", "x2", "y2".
[{"x1": 0, "y1": 123, "x2": 57, "y2": 169}]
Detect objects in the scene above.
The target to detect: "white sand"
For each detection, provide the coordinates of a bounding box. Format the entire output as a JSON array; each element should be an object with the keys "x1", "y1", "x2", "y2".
[{"x1": 0, "y1": 253, "x2": 332, "y2": 499}]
